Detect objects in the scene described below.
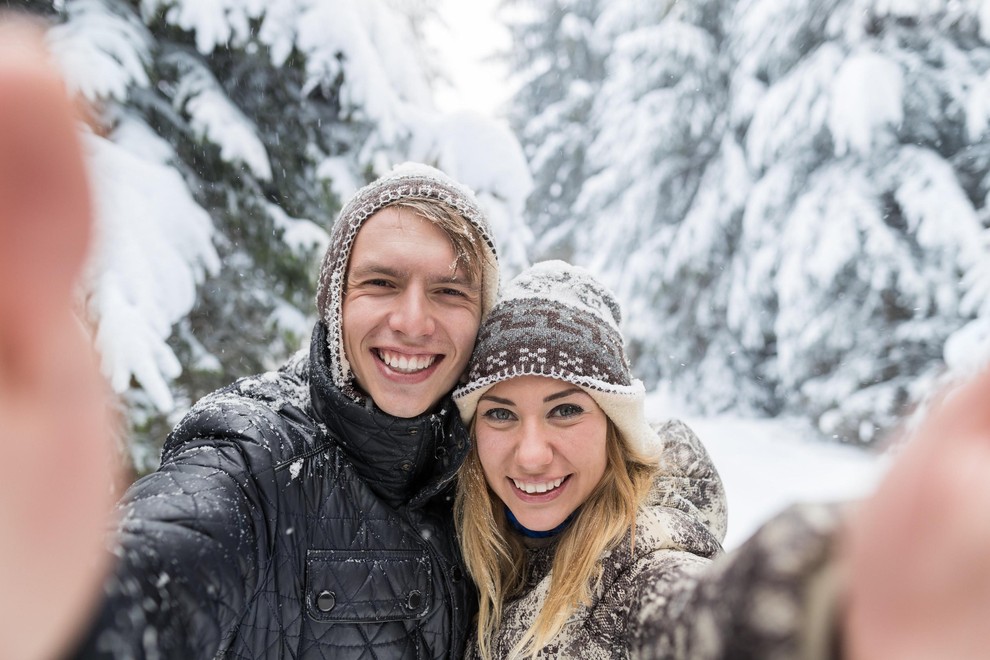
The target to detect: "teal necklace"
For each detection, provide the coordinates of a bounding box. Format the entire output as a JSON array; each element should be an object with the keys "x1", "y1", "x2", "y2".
[{"x1": 505, "y1": 507, "x2": 576, "y2": 539}]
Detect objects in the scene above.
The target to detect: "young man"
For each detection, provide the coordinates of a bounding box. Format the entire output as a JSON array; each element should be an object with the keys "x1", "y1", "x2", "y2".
[
  {"x1": 0, "y1": 20, "x2": 500, "y2": 660},
  {"x1": 67, "y1": 173, "x2": 499, "y2": 656}
]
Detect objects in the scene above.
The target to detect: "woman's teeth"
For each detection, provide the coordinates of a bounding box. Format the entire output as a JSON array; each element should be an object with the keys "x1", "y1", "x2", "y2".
[{"x1": 512, "y1": 477, "x2": 565, "y2": 494}]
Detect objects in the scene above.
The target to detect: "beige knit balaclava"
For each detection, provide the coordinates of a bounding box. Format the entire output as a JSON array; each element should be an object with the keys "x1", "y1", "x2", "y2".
[{"x1": 315, "y1": 163, "x2": 500, "y2": 398}]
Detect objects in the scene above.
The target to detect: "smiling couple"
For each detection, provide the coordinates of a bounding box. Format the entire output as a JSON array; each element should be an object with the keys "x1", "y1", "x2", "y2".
[
  {"x1": 7, "y1": 26, "x2": 990, "y2": 660},
  {"x1": 60, "y1": 152, "x2": 725, "y2": 658}
]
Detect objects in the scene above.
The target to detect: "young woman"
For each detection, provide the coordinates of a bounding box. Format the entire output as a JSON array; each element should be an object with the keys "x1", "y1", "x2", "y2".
[
  {"x1": 454, "y1": 261, "x2": 990, "y2": 660},
  {"x1": 453, "y1": 261, "x2": 727, "y2": 659}
]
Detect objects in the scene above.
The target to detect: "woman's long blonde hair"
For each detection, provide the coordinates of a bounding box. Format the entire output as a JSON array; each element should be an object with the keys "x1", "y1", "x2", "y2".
[{"x1": 454, "y1": 418, "x2": 659, "y2": 660}]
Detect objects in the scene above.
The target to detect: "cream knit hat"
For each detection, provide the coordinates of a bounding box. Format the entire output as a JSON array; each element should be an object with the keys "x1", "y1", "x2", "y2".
[{"x1": 453, "y1": 260, "x2": 660, "y2": 457}]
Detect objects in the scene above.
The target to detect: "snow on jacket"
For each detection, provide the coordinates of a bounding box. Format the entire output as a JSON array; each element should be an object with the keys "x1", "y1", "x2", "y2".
[
  {"x1": 464, "y1": 419, "x2": 728, "y2": 659},
  {"x1": 633, "y1": 500, "x2": 843, "y2": 660},
  {"x1": 73, "y1": 321, "x2": 476, "y2": 659}
]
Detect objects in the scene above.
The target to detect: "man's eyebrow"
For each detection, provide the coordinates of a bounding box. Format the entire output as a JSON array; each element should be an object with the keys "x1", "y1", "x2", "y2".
[
  {"x1": 544, "y1": 387, "x2": 584, "y2": 403},
  {"x1": 347, "y1": 264, "x2": 401, "y2": 279},
  {"x1": 348, "y1": 263, "x2": 479, "y2": 289},
  {"x1": 434, "y1": 272, "x2": 480, "y2": 289}
]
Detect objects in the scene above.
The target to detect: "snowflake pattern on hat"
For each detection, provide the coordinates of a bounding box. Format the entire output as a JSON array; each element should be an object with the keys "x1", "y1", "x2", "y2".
[{"x1": 455, "y1": 260, "x2": 660, "y2": 457}]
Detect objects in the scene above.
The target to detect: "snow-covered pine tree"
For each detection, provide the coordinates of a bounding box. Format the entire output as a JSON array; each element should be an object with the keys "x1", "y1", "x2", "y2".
[
  {"x1": 29, "y1": 0, "x2": 530, "y2": 470},
  {"x1": 519, "y1": 0, "x2": 990, "y2": 444},
  {"x1": 503, "y1": 0, "x2": 605, "y2": 261},
  {"x1": 723, "y1": 0, "x2": 990, "y2": 442},
  {"x1": 945, "y1": 2, "x2": 990, "y2": 381},
  {"x1": 570, "y1": 0, "x2": 757, "y2": 411}
]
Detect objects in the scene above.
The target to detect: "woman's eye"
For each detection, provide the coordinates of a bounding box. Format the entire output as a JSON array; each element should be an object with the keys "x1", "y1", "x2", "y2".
[
  {"x1": 481, "y1": 407, "x2": 515, "y2": 422},
  {"x1": 549, "y1": 403, "x2": 584, "y2": 419}
]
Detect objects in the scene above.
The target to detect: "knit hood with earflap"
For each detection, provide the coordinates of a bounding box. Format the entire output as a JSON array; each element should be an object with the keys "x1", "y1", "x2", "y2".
[{"x1": 315, "y1": 163, "x2": 500, "y2": 400}]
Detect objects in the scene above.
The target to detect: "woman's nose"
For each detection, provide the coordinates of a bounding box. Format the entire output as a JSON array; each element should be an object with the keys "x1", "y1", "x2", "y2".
[{"x1": 515, "y1": 423, "x2": 553, "y2": 471}]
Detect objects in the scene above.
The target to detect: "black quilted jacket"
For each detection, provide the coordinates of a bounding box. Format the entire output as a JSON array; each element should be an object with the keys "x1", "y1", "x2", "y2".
[{"x1": 74, "y1": 322, "x2": 475, "y2": 659}]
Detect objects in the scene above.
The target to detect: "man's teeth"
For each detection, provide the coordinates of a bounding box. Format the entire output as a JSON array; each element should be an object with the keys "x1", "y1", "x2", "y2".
[
  {"x1": 512, "y1": 477, "x2": 564, "y2": 494},
  {"x1": 378, "y1": 349, "x2": 436, "y2": 373}
]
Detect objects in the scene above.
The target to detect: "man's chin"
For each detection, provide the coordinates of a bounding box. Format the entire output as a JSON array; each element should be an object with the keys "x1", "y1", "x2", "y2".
[
  {"x1": 376, "y1": 398, "x2": 437, "y2": 419},
  {"x1": 368, "y1": 383, "x2": 448, "y2": 419},
  {"x1": 356, "y1": 366, "x2": 459, "y2": 418}
]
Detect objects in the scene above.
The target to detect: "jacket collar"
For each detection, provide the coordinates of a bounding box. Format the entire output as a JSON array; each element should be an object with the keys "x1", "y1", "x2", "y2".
[{"x1": 308, "y1": 322, "x2": 470, "y2": 509}]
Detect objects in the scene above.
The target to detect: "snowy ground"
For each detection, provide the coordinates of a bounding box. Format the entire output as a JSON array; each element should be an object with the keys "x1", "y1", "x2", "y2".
[
  {"x1": 695, "y1": 415, "x2": 891, "y2": 549},
  {"x1": 649, "y1": 394, "x2": 892, "y2": 550}
]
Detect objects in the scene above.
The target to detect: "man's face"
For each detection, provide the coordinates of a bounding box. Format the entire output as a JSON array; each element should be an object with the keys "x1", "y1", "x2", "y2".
[{"x1": 342, "y1": 206, "x2": 482, "y2": 418}]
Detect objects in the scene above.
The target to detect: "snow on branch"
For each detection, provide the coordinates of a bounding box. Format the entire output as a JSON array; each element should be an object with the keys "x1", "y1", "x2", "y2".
[
  {"x1": 169, "y1": 53, "x2": 273, "y2": 180},
  {"x1": 746, "y1": 43, "x2": 842, "y2": 171},
  {"x1": 829, "y1": 51, "x2": 903, "y2": 156},
  {"x1": 84, "y1": 128, "x2": 219, "y2": 411},
  {"x1": 140, "y1": 0, "x2": 263, "y2": 55},
  {"x1": 49, "y1": 0, "x2": 151, "y2": 103}
]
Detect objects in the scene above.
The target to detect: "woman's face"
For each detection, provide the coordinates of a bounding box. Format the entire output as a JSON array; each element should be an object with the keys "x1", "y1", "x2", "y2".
[{"x1": 475, "y1": 375, "x2": 609, "y2": 532}]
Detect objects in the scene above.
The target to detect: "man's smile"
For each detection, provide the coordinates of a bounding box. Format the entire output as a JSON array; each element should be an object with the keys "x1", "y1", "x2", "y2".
[{"x1": 375, "y1": 348, "x2": 440, "y2": 374}]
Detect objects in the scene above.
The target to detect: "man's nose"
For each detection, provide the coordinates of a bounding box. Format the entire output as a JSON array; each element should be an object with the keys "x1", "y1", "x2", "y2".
[{"x1": 388, "y1": 287, "x2": 435, "y2": 337}]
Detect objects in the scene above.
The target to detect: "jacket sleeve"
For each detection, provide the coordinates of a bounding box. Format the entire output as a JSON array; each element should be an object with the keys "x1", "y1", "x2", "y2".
[
  {"x1": 71, "y1": 436, "x2": 267, "y2": 658},
  {"x1": 630, "y1": 502, "x2": 845, "y2": 660},
  {"x1": 650, "y1": 419, "x2": 729, "y2": 545}
]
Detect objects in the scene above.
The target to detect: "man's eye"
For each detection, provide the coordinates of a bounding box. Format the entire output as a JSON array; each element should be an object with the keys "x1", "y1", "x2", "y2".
[
  {"x1": 438, "y1": 287, "x2": 467, "y2": 298},
  {"x1": 367, "y1": 279, "x2": 393, "y2": 288},
  {"x1": 481, "y1": 407, "x2": 515, "y2": 422},
  {"x1": 549, "y1": 403, "x2": 583, "y2": 419}
]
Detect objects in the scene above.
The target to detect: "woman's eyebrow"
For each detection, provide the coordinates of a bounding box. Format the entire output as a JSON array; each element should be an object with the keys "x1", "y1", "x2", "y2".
[
  {"x1": 480, "y1": 394, "x2": 514, "y2": 405},
  {"x1": 544, "y1": 388, "x2": 583, "y2": 403}
]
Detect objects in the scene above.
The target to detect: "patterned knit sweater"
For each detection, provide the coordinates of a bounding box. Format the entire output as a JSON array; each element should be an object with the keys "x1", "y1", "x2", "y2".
[
  {"x1": 464, "y1": 419, "x2": 726, "y2": 659},
  {"x1": 464, "y1": 420, "x2": 842, "y2": 660}
]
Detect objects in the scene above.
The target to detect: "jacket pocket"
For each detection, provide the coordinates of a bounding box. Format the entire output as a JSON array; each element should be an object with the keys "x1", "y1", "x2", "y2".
[{"x1": 304, "y1": 549, "x2": 433, "y2": 623}]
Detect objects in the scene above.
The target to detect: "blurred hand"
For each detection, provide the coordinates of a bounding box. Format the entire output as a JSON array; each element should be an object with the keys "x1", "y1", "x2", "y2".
[
  {"x1": 0, "y1": 18, "x2": 119, "y2": 660},
  {"x1": 842, "y1": 367, "x2": 990, "y2": 660}
]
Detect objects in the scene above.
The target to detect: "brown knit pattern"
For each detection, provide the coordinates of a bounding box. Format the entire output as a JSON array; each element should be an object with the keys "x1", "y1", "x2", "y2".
[
  {"x1": 454, "y1": 260, "x2": 660, "y2": 457},
  {"x1": 460, "y1": 297, "x2": 632, "y2": 397},
  {"x1": 456, "y1": 260, "x2": 635, "y2": 397}
]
